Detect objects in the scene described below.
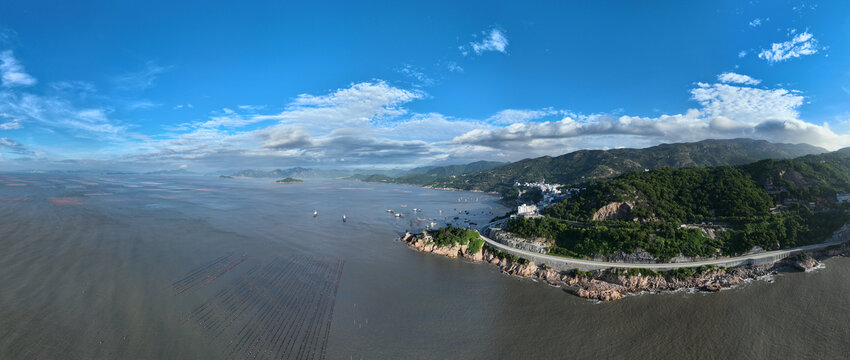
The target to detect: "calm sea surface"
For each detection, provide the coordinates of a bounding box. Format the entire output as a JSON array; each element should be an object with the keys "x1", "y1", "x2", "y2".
[{"x1": 0, "y1": 173, "x2": 848, "y2": 359}]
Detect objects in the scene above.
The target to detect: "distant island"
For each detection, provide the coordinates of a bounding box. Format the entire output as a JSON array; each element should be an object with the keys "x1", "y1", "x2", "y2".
[{"x1": 275, "y1": 177, "x2": 303, "y2": 183}]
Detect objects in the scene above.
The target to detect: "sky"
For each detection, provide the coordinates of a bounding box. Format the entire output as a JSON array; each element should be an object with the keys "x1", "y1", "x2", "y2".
[{"x1": 1, "y1": 0, "x2": 849, "y2": 172}]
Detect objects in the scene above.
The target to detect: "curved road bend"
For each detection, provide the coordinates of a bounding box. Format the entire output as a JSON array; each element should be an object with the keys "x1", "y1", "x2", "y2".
[{"x1": 477, "y1": 220, "x2": 849, "y2": 271}]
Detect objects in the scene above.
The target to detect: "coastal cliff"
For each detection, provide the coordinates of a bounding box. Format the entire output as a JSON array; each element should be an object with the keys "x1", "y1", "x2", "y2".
[{"x1": 399, "y1": 232, "x2": 848, "y2": 302}]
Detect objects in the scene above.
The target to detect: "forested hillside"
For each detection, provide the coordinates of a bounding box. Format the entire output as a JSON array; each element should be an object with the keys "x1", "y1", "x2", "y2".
[
  {"x1": 508, "y1": 151, "x2": 850, "y2": 260},
  {"x1": 429, "y1": 139, "x2": 826, "y2": 193}
]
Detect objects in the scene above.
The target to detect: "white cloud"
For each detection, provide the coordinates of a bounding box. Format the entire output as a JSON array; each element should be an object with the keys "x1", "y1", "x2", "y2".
[
  {"x1": 447, "y1": 61, "x2": 464, "y2": 73},
  {"x1": 130, "y1": 81, "x2": 448, "y2": 168},
  {"x1": 127, "y1": 100, "x2": 158, "y2": 110},
  {"x1": 451, "y1": 110, "x2": 704, "y2": 149},
  {"x1": 50, "y1": 81, "x2": 96, "y2": 94},
  {"x1": 0, "y1": 91, "x2": 127, "y2": 138},
  {"x1": 0, "y1": 50, "x2": 36, "y2": 87},
  {"x1": 381, "y1": 112, "x2": 482, "y2": 142},
  {"x1": 274, "y1": 81, "x2": 424, "y2": 129},
  {"x1": 113, "y1": 62, "x2": 171, "y2": 90},
  {"x1": 450, "y1": 77, "x2": 850, "y2": 156},
  {"x1": 396, "y1": 64, "x2": 434, "y2": 87},
  {"x1": 462, "y1": 28, "x2": 508, "y2": 56},
  {"x1": 748, "y1": 18, "x2": 770, "y2": 27},
  {"x1": 0, "y1": 113, "x2": 21, "y2": 129},
  {"x1": 716, "y1": 72, "x2": 761, "y2": 86},
  {"x1": 758, "y1": 31, "x2": 820, "y2": 63},
  {"x1": 0, "y1": 120, "x2": 21, "y2": 130},
  {"x1": 738, "y1": 50, "x2": 747, "y2": 58},
  {"x1": 0, "y1": 137, "x2": 33, "y2": 155},
  {"x1": 257, "y1": 126, "x2": 313, "y2": 149},
  {"x1": 690, "y1": 82, "x2": 802, "y2": 122}
]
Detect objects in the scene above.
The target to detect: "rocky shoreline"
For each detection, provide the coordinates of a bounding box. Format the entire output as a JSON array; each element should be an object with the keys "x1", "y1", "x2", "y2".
[
  {"x1": 421, "y1": 185, "x2": 498, "y2": 194},
  {"x1": 399, "y1": 231, "x2": 850, "y2": 302}
]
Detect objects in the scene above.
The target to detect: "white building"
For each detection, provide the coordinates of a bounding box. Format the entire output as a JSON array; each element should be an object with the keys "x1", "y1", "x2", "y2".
[
  {"x1": 837, "y1": 193, "x2": 850, "y2": 203},
  {"x1": 517, "y1": 204, "x2": 538, "y2": 216}
]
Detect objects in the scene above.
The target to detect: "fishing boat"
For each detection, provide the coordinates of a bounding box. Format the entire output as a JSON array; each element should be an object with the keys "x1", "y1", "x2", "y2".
[
  {"x1": 342, "y1": 214, "x2": 347, "y2": 222},
  {"x1": 313, "y1": 210, "x2": 318, "y2": 217},
  {"x1": 386, "y1": 209, "x2": 394, "y2": 213},
  {"x1": 394, "y1": 213, "x2": 402, "y2": 217}
]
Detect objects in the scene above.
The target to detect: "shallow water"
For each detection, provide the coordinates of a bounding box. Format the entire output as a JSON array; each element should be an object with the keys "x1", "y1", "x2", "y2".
[{"x1": 0, "y1": 173, "x2": 848, "y2": 359}]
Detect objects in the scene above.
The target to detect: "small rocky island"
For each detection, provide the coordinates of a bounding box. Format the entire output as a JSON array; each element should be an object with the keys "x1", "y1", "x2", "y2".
[
  {"x1": 400, "y1": 227, "x2": 850, "y2": 301},
  {"x1": 275, "y1": 177, "x2": 303, "y2": 183}
]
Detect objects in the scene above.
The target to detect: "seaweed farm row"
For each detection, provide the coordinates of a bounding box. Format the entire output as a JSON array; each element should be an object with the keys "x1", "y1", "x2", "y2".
[
  {"x1": 180, "y1": 255, "x2": 344, "y2": 360},
  {"x1": 171, "y1": 253, "x2": 248, "y2": 296}
]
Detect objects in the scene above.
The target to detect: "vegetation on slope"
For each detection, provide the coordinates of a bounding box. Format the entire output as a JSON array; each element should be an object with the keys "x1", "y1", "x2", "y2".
[
  {"x1": 546, "y1": 166, "x2": 772, "y2": 222},
  {"x1": 506, "y1": 152, "x2": 850, "y2": 260},
  {"x1": 428, "y1": 226, "x2": 485, "y2": 254}
]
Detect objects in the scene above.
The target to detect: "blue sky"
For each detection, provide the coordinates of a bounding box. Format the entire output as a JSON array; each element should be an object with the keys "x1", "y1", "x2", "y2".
[{"x1": 0, "y1": 0, "x2": 849, "y2": 171}]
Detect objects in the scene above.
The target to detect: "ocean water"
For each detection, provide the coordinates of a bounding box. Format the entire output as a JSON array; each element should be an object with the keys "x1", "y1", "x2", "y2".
[{"x1": 0, "y1": 173, "x2": 848, "y2": 359}]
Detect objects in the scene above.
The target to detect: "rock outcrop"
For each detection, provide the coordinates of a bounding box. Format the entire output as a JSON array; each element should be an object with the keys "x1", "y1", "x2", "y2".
[
  {"x1": 398, "y1": 231, "x2": 850, "y2": 302},
  {"x1": 789, "y1": 253, "x2": 820, "y2": 271},
  {"x1": 592, "y1": 202, "x2": 632, "y2": 221}
]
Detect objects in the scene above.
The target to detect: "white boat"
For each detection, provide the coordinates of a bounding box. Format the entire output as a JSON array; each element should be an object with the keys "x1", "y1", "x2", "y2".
[
  {"x1": 386, "y1": 209, "x2": 394, "y2": 213},
  {"x1": 343, "y1": 214, "x2": 347, "y2": 222},
  {"x1": 313, "y1": 210, "x2": 318, "y2": 217},
  {"x1": 394, "y1": 213, "x2": 402, "y2": 217}
]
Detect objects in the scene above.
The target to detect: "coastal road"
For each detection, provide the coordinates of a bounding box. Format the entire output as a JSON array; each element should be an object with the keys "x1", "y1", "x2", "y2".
[{"x1": 477, "y1": 220, "x2": 850, "y2": 271}]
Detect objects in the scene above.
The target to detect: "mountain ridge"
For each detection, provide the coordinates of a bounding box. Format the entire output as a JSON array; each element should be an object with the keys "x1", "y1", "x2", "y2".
[{"x1": 428, "y1": 139, "x2": 828, "y2": 194}]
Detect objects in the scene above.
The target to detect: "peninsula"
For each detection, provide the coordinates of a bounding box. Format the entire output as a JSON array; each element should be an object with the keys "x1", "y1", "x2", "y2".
[{"x1": 398, "y1": 148, "x2": 850, "y2": 301}]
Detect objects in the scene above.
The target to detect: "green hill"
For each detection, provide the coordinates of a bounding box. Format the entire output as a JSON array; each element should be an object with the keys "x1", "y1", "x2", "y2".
[
  {"x1": 352, "y1": 161, "x2": 506, "y2": 185},
  {"x1": 511, "y1": 151, "x2": 850, "y2": 260}
]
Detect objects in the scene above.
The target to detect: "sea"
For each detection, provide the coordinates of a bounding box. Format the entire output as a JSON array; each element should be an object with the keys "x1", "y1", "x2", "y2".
[{"x1": 0, "y1": 173, "x2": 848, "y2": 359}]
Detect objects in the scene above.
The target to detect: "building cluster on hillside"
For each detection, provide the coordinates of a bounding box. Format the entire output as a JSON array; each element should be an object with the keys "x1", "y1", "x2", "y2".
[
  {"x1": 514, "y1": 181, "x2": 562, "y2": 193},
  {"x1": 513, "y1": 180, "x2": 582, "y2": 204},
  {"x1": 762, "y1": 178, "x2": 850, "y2": 212},
  {"x1": 511, "y1": 180, "x2": 586, "y2": 218}
]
